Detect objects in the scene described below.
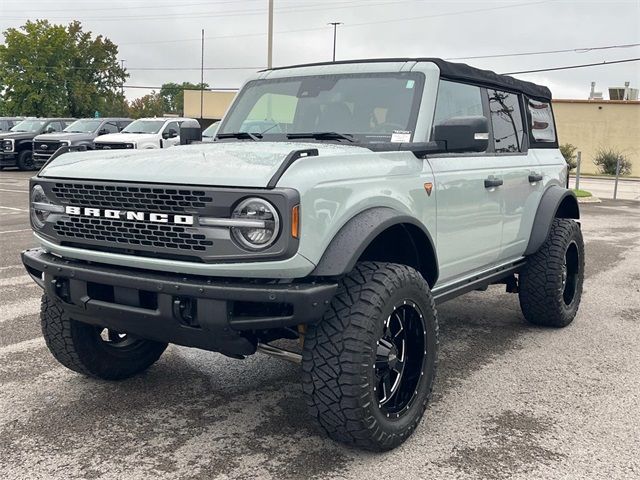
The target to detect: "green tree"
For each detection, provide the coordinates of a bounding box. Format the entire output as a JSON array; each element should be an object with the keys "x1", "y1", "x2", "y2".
[
  {"x1": 0, "y1": 20, "x2": 127, "y2": 117},
  {"x1": 159, "y1": 82, "x2": 208, "y2": 114},
  {"x1": 128, "y1": 92, "x2": 165, "y2": 118},
  {"x1": 559, "y1": 143, "x2": 578, "y2": 172}
]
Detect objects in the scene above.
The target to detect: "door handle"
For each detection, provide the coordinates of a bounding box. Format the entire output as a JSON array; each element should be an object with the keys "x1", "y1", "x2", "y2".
[
  {"x1": 484, "y1": 177, "x2": 503, "y2": 188},
  {"x1": 528, "y1": 173, "x2": 543, "y2": 183}
]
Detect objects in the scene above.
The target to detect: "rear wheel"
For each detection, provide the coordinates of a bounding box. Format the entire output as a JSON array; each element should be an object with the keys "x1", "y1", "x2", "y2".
[
  {"x1": 17, "y1": 150, "x2": 35, "y2": 170},
  {"x1": 519, "y1": 219, "x2": 584, "y2": 327},
  {"x1": 302, "y1": 262, "x2": 438, "y2": 451},
  {"x1": 40, "y1": 295, "x2": 168, "y2": 380}
]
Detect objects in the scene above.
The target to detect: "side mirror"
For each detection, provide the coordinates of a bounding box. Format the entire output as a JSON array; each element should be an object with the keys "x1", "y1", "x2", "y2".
[
  {"x1": 433, "y1": 116, "x2": 489, "y2": 153},
  {"x1": 45, "y1": 126, "x2": 56, "y2": 134},
  {"x1": 163, "y1": 128, "x2": 178, "y2": 139},
  {"x1": 98, "y1": 128, "x2": 109, "y2": 135}
]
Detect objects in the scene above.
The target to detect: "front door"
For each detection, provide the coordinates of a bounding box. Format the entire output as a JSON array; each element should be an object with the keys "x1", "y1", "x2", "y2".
[{"x1": 427, "y1": 80, "x2": 503, "y2": 284}]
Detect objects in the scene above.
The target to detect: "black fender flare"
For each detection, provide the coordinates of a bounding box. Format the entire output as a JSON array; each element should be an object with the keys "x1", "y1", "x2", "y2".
[
  {"x1": 311, "y1": 207, "x2": 439, "y2": 281},
  {"x1": 524, "y1": 185, "x2": 580, "y2": 256}
]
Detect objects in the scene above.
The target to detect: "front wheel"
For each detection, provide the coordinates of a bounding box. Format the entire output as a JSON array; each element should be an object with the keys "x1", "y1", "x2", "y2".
[
  {"x1": 302, "y1": 262, "x2": 438, "y2": 451},
  {"x1": 40, "y1": 295, "x2": 168, "y2": 380},
  {"x1": 17, "y1": 150, "x2": 35, "y2": 170},
  {"x1": 519, "y1": 219, "x2": 584, "y2": 327}
]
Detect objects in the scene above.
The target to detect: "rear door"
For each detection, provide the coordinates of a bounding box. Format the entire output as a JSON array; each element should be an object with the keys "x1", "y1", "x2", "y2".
[
  {"x1": 486, "y1": 89, "x2": 543, "y2": 260},
  {"x1": 427, "y1": 80, "x2": 503, "y2": 283}
]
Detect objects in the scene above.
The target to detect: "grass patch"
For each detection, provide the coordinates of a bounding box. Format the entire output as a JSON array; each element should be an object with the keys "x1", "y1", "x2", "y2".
[{"x1": 573, "y1": 188, "x2": 593, "y2": 198}]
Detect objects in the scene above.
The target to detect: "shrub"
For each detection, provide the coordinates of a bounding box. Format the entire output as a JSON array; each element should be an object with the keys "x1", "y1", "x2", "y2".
[
  {"x1": 560, "y1": 143, "x2": 578, "y2": 171},
  {"x1": 593, "y1": 148, "x2": 632, "y2": 176}
]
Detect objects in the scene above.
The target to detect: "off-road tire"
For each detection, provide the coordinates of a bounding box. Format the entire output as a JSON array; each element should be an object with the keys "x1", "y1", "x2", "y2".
[
  {"x1": 301, "y1": 262, "x2": 438, "y2": 451},
  {"x1": 519, "y1": 219, "x2": 584, "y2": 327},
  {"x1": 40, "y1": 294, "x2": 168, "y2": 380},
  {"x1": 17, "y1": 150, "x2": 35, "y2": 170}
]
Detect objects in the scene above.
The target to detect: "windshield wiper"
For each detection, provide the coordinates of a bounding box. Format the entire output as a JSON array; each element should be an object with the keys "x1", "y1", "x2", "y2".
[
  {"x1": 287, "y1": 132, "x2": 354, "y2": 143},
  {"x1": 216, "y1": 132, "x2": 262, "y2": 141}
]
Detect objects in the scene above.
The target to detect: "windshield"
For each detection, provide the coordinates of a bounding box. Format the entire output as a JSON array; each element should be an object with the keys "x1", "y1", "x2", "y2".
[
  {"x1": 202, "y1": 121, "x2": 220, "y2": 137},
  {"x1": 122, "y1": 119, "x2": 166, "y2": 134},
  {"x1": 218, "y1": 72, "x2": 424, "y2": 144},
  {"x1": 64, "y1": 119, "x2": 103, "y2": 133},
  {"x1": 10, "y1": 119, "x2": 46, "y2": 133}
]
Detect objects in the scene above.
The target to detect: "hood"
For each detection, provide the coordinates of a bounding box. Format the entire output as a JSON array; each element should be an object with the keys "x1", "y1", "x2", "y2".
[
  {"x1": 34, "y1": 132, "x2": 94, "y2": 142},
  {"x1": 0, "y1": 131, "x2": 38, "y2": 140},
  {"x1": 39, "y1": 141, "x2": 371, "y2": 188},
  {"x1": 94, "y1": 132, "x2": 154, "y2": 143}
]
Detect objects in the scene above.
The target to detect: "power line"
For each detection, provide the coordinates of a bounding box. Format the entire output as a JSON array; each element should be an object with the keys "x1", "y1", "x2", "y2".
[
  {"x1": 503, "y1": 57, "x2": 640, "y2": 75},
  {"x1": 1, "y1": 0, "x2": 412, "y2": 22},
  {"x1": 5, "y1": 43, "x2": 638, "y2": 72},
  {"x1": 447, "y1": 43, "x2": 640, "y2": 61}
]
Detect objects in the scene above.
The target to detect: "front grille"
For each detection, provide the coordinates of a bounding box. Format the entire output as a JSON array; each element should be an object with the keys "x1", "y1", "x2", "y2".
[
  {"x1": 94, "y1": 142, "x2": 132, "y2": 150},
  {"x1": 34, "y1": 140, "x2": 61, "y2": 157},
  {"x1": 50, "y1": 183, "x2": 214, "y2": 213},
  {"x1": 54, "y1": 216, "x2": 213, "y2": 252}
]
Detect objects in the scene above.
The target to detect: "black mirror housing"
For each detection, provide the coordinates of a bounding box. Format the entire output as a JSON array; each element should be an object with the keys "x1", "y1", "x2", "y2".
[
  {"x1": 163, "y1": 129, "x2": 178, "y2": 139},
  {"x1": 433, "y1": 115, "x2": 489, "y2": 153}
]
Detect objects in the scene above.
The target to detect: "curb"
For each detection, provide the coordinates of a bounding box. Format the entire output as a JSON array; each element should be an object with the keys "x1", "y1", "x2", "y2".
[{"x1": 577, "y1": 196, "x2": 602, "y2": 203}]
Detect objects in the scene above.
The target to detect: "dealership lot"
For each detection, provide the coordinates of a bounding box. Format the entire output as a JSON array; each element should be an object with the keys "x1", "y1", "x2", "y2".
[{"x1": 0, "y1": 170, "x2": 638, "y2": 480}]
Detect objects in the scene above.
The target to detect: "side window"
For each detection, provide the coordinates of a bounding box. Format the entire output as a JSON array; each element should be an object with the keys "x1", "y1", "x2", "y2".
[
  {"x1": 48, "y1": 121, "x2": 63, "y2": 132},
  {"x1": 487, "y1": 90, "x2": 524, "y2": 153},
  {"x1": 118, "y1": 121, "x2": 131, "y2": 131},
  {"x1": 164, "y1": 121, "x2": 180, "y2": 134},
  {"x1": 432, "y1": 80, "x2": 484, "y2": 129},
  {"x1": 0, "y1": 121, "x2": 8, "y2": 131},
  {"x1": 527, "y1": 99, "x2": 556, "y2": 143},
  {"x1": 102, "y1": 122, "x2": 119, "y2": 134}
]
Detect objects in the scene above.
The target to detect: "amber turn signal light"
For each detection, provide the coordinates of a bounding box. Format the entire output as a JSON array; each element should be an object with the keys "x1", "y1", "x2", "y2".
[{"x1": 291, "y1": 205, "x2": 300, "y2": 238}]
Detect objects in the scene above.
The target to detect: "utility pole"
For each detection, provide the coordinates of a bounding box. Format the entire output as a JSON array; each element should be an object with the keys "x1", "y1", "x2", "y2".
[
  {"x1": 120, "y1": 59, "x2": 126, "y2": 96},
  {"x1": 328, "y1": 22, "x2": 342, "y2": 62},
  {"x1": 267, "y1": 0, "x2": 274, "y2": 69},
  {"x1": 200, "y1": 29, "x2": 205, "y2": 120}
]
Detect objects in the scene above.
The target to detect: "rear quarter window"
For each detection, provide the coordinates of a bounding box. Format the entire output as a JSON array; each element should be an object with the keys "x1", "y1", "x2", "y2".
[{"x1": 528, "y1": 99, "x2": 557, "y2": 145}]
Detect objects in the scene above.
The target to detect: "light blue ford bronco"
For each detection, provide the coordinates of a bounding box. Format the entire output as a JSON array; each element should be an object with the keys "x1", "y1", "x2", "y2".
[{"x1": 22, "y1": 58, "x2": 584, "y2": 451}]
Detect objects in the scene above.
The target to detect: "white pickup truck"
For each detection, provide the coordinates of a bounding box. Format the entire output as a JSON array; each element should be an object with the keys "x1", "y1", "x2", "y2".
[{"x1": 93, "y1": 117, "x2": 195, "y2": 150}]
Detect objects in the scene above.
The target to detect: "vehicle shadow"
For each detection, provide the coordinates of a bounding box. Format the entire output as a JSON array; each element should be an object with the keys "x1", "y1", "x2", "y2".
[{"x1": 1, "y1": 287, "x2": 533, "y2": 479}]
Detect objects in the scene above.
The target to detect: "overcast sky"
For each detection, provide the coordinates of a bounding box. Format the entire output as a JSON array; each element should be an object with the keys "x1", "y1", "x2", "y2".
[{"x1": 1, "y1": 0, "x2": 639, "y2": 100}]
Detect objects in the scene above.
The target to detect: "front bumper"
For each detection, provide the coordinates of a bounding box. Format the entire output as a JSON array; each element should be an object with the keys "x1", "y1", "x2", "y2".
[
  {"x1": 0, "y1": 152, "x2": 18, "y2": 166},
  {"x1": 22, "y1": 248, "x2": 337, "y2": 356}
]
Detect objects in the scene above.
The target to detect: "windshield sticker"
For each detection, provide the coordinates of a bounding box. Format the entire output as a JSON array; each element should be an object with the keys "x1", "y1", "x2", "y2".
[
  {"x1": 391, "y1": 130, "x2": 412, "y2": 143},
  {"x1": 406, "y1": 80, "x2": 415, "y2": 89}
]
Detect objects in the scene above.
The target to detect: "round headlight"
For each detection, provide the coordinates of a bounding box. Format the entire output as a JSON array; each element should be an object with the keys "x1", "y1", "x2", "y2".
[
  {"x1": 31, "y1": 184, "x2": 52, "y2": 229},
  {"x1": 231, "y1": 198, "x2": 280, "y2": 250}
]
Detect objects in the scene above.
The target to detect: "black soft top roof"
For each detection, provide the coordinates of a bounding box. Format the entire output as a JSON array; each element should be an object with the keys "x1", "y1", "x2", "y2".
[{"x1": 263, "y1": 57, "x2": 552, "y2": 101}]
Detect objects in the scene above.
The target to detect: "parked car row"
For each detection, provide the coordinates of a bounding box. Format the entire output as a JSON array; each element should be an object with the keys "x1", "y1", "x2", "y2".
[{"x1": 0, "y1": 116, "x2": 199, "y2": 170}]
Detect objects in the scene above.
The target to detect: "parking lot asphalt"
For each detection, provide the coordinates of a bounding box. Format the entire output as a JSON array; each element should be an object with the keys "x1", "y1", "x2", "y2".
[{"x1": 0, "y1": 170, "x2": 639, "y2": 480}]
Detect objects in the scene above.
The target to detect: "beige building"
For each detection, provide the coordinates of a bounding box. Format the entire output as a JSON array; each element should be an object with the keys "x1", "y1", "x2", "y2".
[
  {"x1": 183, "y1": 90, "x2": 237, "y2": 126},
  {"x1": 553, "y1": 99, "x2": 640, "y2": 175}
]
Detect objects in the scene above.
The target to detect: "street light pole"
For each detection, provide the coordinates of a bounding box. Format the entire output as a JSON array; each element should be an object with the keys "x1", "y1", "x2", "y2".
[
  {"x1": 267, "y1": 0, "x2": 274, "y2": 69},
  {"x1": 328, "y1": 22, "x2": 342, "y2": 62},
  {"x1": 200, "y1": 29, "x2": 205, "y2": 120}
]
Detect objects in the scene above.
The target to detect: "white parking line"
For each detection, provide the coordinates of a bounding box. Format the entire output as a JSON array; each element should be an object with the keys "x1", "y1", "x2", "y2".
[
  {"x1": 0, "y1": 188, "x2": 28, "y2": 193},
  {"x1": 0, "y1": 298, "x2": 41, "y2": 324},
  {"x1": 0, "y1": 275, "x2": 33, "y2": 287},
  {"x1": 0, "y1": 228, "x2": 31, "y2": 234},
  {"x1": 0, "y1": 205, "x2": 28, "y2": 212},
  {"x1": 0, "y1": 337, "x2": 45, "y2": 355}
]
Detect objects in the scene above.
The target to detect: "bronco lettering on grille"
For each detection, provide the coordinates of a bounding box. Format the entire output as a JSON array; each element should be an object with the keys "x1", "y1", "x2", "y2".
[{"x1": 65, "y1": 206, "x2": 194, "y2": 225}]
